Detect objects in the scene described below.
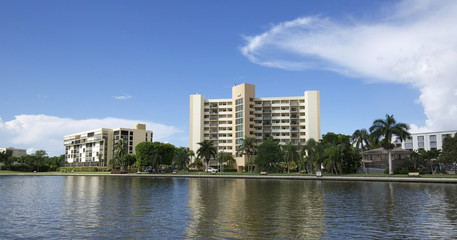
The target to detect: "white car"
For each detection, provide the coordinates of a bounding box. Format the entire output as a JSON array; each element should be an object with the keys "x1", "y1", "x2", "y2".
[{"x1": 206, "y1": 167, "x2": 218, "y2": 173}]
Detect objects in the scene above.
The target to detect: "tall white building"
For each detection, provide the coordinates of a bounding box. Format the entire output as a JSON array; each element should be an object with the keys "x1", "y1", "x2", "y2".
[
  {"x1": 64, "y1": 123, "x2": 153, "y2": 165},
  {"x1": 401, "y1": 130, "x2": 457, "y2": 151},
  {"x1": 190, "y1": 83, "x2": 321, "y2": 171}
]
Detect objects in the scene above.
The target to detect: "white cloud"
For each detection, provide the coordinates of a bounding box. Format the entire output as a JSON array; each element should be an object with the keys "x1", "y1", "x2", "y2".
[
  {"x1": 0, "y1": 114, "x2": 181, "y2": 156},
  {"x1": 113, "y1": 94, "x2": 132, "y2": 100},
  {"x1": 241, "y1": 0, "x2": 457, "y2": 133}
]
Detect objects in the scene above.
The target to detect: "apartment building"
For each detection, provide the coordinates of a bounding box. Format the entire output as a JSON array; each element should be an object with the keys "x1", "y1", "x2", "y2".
[
  {"x1": 64, "y1": 123, "x2": 153, "y2": 165},
  {"x1": 190, "y1": 83, "x2": 320, "y2": 171},
  {"x1": 400, "y1": 130, "x2": 457, "y2": 151}
]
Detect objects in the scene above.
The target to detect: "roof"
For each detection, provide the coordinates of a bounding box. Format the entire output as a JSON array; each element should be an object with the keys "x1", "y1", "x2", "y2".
[{"x1": 364, "y1": 147, "x2": 410, "y2": 155}]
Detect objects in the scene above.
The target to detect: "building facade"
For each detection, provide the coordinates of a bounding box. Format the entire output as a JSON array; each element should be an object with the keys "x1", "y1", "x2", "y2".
[
  {"x1": 400, "y1": 130, "x2": 457, "y2": 151},
  {"x1": 190, "y1": 83, "x2": 320, "y2": 171},
  {"x1": 64, "y1": 124, "x2": 153, "y2": 165},
  {"x1": 362, "y1": 147, "x2": 411, "y2": 174},
  {"x1": 0, "y1": 147, "x2": 27, "y2": 158}
]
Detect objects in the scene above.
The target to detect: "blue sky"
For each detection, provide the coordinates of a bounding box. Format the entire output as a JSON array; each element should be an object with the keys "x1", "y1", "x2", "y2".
[{"x1": 1, "y1": 0, "x2": 456, "y2": 156}]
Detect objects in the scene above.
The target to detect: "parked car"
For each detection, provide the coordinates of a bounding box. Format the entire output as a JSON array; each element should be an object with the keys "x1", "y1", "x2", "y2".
[
  {"x1": 206, "y1": 167, "x2": 218, "y2": 173},
  {"x1": 144, "y1": 167, "x2": 154, "y2": 173}
]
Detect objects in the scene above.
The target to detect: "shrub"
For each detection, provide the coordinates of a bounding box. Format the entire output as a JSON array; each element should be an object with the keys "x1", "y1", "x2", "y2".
[
  {"x1": 59, "y1": 167, "x2": 106, "y2": 173},
  {"x1": 223, "y1": 167, "x2": 237, "y2": 172}
]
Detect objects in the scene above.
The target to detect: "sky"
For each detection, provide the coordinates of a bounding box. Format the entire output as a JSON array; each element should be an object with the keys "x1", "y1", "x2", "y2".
[{"x1": 1, "y1": 0, "x2": 456, "y2": 156}]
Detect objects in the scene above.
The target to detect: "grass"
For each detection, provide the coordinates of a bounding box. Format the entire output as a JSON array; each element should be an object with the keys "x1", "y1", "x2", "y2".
[
  {"x1": 0, "y1": 170, "x2": 110, "y2": 175},
  {"x1": 2, "y1": 170, "x2": 457, "y2": 178}
]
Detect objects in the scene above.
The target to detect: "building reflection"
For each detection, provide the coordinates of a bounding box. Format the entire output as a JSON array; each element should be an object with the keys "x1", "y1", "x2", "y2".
[{"x1": 186, "y1": 178, "x2": 325, "y2": 239}]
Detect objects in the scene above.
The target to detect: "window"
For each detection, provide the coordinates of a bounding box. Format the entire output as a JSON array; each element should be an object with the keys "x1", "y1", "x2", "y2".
[
  {"x1": 236, "y1": 112, "x2": 243, "y2": 118},
  {"x1": 430, "y1": 135, "x2": 437, "y2": 149},
  {"x1": 236, "y1": 132, "x2": 243, "y2": 138},
  {"x1": 236, "y1": 98, "x2": 243, "y2": 105},
  {"x1": 236, "y1": 118, "x2": 243, "y2": 124},
  {"x1": 236, "y1": 125, "x2": 243, "y2": 131},
  {"x1": 417, "y1": 135, "x2": 425, "y2": 149}
]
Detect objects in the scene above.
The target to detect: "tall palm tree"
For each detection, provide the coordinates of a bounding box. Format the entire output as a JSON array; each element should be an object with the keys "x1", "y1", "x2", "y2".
[
  {"x1": 352, "y1": 129, "x2": 369, "y2": 174},
  {"x1": 283, "y1": 141, "x2": 299, "y2": 173},
  {"x1": 196, "y1": 140, "x2": 217, "y2": 172},
  {"x1": 369, "y1": 114, "x2": 410, "y2": 175},
  {"x1": 216, "y1": 151, "x2": 233, "y2": 172},
  {"x1": 114, "y1": 138, "x2": 127, "y2": 169},
  {"x1": 301, "y1": 138, "x2": 318, "y2": 173},
  {"x1": 237, "y1": 137, "x2": 256, "y2": 172}
]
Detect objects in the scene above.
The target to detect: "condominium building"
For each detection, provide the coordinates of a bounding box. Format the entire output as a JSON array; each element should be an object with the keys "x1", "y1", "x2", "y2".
[
  {"x1": 400, "y1": 130, "x2": 457, "y2": 151},
  {"x1": 64, "y1": 123, "x2": 153, "y2": 165},
  {"x1": 190, "y1": 83, "x2": 320, "y2": 171},
  {"x1": 0, "y1": 147, "x2": 27, "y2": 158}
]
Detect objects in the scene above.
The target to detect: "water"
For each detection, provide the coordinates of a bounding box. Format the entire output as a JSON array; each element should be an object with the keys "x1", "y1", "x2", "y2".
[{"x1": 1, "y1": 176, "x2": 457, "y2": 239}]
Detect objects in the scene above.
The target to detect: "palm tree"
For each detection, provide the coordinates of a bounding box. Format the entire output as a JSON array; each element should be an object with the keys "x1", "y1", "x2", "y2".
[
  {"x1": 196, "y1": 140, "x2": 217, "y2": 172},
  {"x1": 369, "y1": 114, "x2": 410, "y2": 175},
  {"x1": 301, "y1": 138, "x2": 318, "y2": 174},
  {"x1": 352, "y1": 129, "x2": 369, "y2": 174},
  {"x1": 113, "y1": 138, "x2": 128, "y2": 169},
  {"x1": 283, "y1": 141, "x2": 299, "y2": 173},
  {"x1": 216, "y1": 151, "x2": 233, "y2": 172},
  {"x1": 237, "y1": 137, "x2": 256, "y2": 172}
]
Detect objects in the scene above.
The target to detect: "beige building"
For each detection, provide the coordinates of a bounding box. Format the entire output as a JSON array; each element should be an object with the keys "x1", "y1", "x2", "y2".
[
  {"x1": 64, "y1": 124, "x2": 153, "y2": 165},
  {"x1": 190, "y1": 83, "x2": 320, "y2": 171},
  {"x1": 0, "y1": 147, "x2": 27, "y2": 158}
]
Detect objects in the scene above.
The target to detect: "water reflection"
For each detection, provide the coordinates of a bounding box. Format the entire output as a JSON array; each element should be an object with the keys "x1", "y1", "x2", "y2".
[
  {"x1": 1, "y1": 176, "x2": 457, "y2": 239},
  {"x1": 186, "y1": 179, "x2": 326, "y2": 239}
]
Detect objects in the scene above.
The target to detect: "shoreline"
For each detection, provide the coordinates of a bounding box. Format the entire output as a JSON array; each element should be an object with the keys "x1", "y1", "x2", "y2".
[{"x1": 2, "y1": 173, "x2": 457, "y2": 183}]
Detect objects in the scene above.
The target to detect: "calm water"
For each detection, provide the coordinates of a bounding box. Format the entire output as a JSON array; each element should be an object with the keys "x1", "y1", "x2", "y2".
[{"x1": 1, "y1": 176, "x2": 457, "y2": 239}]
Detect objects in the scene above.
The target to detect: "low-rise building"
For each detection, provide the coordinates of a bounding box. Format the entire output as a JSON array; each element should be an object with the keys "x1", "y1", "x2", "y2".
[
  {"x1": 64, "y1": 123, "x2": 153, "y2": 166},
  {"x1": 0, "y1": 147, "x2": 27, "y2": 158},
  {"x1": 400, "y1": 130, "x2": 457, "y2": 151},
  {"x1": 363, "y1": 147, "x2": 411, "y2": 173}
]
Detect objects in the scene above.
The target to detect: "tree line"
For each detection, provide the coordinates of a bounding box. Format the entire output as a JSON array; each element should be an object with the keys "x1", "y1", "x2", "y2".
[
  {"x1": 0, "y1": 150, "x2": 65, "y2": 172},
  {"x1": 2, "y1": 114, "x2": 456, "y2": 174}
]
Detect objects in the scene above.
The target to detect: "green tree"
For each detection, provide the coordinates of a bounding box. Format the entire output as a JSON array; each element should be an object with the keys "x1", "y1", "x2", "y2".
[
  {"x1": 409, "y1": 150, "x2": 421, "y2": 170},
  {"x1": 420, "y1": 149, "x2": 442, "y2": 174},
  {"x1": 154, "y1": 142, "x2": 176, "y2": 166},
  {"x1": 113, "y1": 139, "x2": 128, "y2": 169},
  {"x1": 197, "y1": 140, "x2": 217, "y2": 172},
  {"x1": 441, "y1": 134, "x2": 457, "y2": 167},
  {"x1": 189, "y1": 157, "x2": 203, "y2": 170},
  {"x1": 0, "y1": 150, "x2": 10, "y2": 169},
  {"x1": 135, "y1": 141, "x2": 155, "y2": 170},
  {"x1": 237, "y1": 137, "x2": 257, "y2": 172},
  {"x1": 282, "y1": 141, "x2": 299, "y2": 173},
  {"x1": 135, "y1": 141, "x2": 176, "y2": 172},
  {"x1": 33, "y1": 150, "x2": 48, "y2": 158},
  {"x1": 216, "y1": 151, "x2": 234, "y2": 172},
  {"x1": 173, "y1": 147, "x2": 191, "y2": 171},
  {"x1": 369, "y1": 114, "x2": 410, "y2": 175},
  {"x1": 301, "y1": 138, "x2": 318, "y2": 173},
  {"x1": 125, "y1": 154, "x2": 136, "y2": 169},
  {"x1": 255, "y1": 137, "x2": 283, "y2": 173},
  {"x1": 321, "y1": 133, "x2": 358, "y2": 174},
  {"x1": 352, "y1": 128, "x2": 369, "y2": 173}
]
